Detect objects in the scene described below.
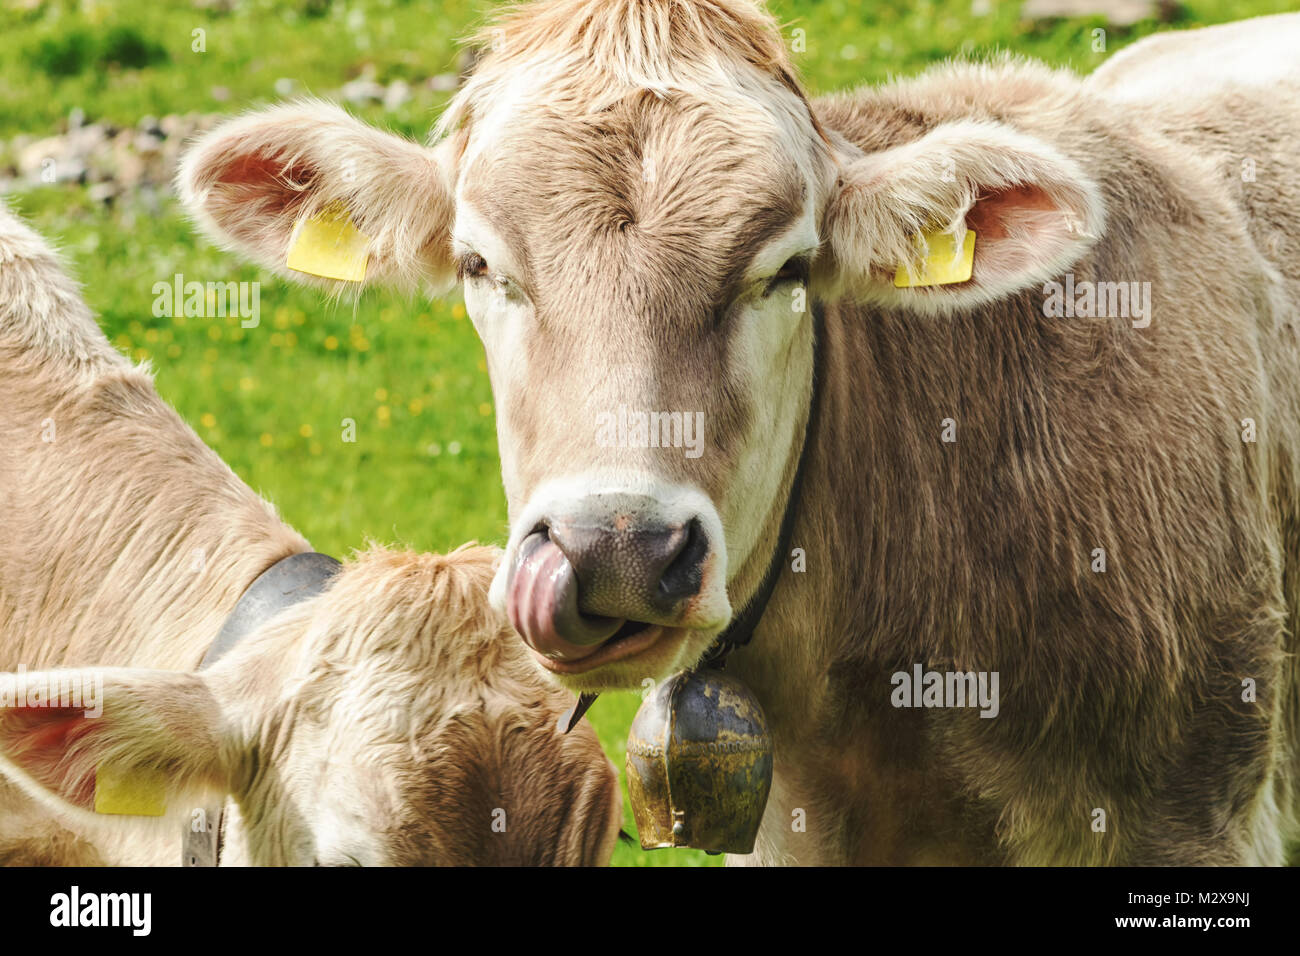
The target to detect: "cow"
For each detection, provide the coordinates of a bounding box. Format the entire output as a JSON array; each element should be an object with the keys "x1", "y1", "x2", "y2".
[
  {"x1": 0, "y1": 203, "x2": 621, "y2": 866},
  {"x1": 178, "y1": 1, "x2": 1300, "y2": 864}
]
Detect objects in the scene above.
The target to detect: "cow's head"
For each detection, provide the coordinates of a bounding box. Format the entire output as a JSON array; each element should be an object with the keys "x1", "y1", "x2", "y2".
[
  {"x1": 178, "y1": 0, "x2": 1103, "y2": 692},
  {"x1": 0, "y1": 548, "x2": 621, "y2": 865}
]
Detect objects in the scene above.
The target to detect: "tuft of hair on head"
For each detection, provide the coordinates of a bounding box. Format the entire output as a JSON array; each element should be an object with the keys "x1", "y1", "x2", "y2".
[
  {"x1": 435, "y1": 0, "x2": 815, "y2": 139},
  {"x1": 290, "y1": 544, "x2": 518, "y2": 676},
  {"x1": 482, "y1": 0, "x2": 792, "y2": 76}
]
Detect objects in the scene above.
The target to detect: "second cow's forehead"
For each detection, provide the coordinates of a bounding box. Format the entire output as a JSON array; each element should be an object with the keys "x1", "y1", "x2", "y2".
[{"x1": 456, "y1": 94, "x2": 809, "y2": 306}]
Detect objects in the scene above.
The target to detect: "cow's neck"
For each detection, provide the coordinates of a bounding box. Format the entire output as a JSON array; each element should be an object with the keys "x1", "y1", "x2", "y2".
[
  {"x1": 0, "y1": 352, "x2": 309, "y2": 673},
  {"x1": 725, "y1": 298, "x2": 1025, "y2": 864},
  {"x1": 723, "y1": 305, "x2": 856, "y2": 730}
]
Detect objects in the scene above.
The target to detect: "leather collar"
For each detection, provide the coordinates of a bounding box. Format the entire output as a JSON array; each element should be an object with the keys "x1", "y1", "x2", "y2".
[{"x1": 182, "y1": 551, "x2": 341, "y2": 866}]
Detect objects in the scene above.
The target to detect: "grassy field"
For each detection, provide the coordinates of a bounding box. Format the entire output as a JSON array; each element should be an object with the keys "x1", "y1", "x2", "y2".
[{"x1": 2, "y1": 0, "x2": 1295, "y2": 866}]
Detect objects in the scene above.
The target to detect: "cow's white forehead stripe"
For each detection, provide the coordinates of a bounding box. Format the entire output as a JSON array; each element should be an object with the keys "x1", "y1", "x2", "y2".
[{"x1": 452, "y1": 56, "x2": 566, "y2": 167}]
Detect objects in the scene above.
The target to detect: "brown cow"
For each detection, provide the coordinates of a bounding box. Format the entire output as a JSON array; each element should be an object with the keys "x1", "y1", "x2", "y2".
[
  {"x1": 180, "y1": 2, "x2": 1300, "y2": 864},
  {"x1": 0, "y1": 202, "x2": 620, "y2": 865}
]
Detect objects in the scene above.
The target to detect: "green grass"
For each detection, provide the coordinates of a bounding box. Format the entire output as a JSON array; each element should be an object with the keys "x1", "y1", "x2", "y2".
[{"x1": 2, "y1": 0, "x2": 1294, "y2": 866}]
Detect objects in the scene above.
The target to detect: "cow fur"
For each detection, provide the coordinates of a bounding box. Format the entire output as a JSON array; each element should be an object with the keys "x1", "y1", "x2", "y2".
[
  {"x1": 178, "y1": 2, "x2": 1300, "y2": 864},
  {"x1": 0, "y1": 203, "x2": 621, "y2": 865}
]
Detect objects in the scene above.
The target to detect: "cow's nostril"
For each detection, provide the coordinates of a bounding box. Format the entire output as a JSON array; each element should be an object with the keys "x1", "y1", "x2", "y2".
[
  {"x1": 658, "y1": 518, "x2": 707, "y2": 603},
  {"x1": 539, "y1": 501, "x2": 713, "y2": 625}
]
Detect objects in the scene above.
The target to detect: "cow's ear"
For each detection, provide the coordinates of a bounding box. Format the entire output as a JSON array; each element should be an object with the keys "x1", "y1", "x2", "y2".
[
  {"x1": 822, "y1": 119, "x2": 1104, "y2": 312},
  {"x1": 0, "y1": 669, "x2": 234, "y2": 816},
  {"x1": 178, "y1": 101, "x2": 457, "y2": 293}
]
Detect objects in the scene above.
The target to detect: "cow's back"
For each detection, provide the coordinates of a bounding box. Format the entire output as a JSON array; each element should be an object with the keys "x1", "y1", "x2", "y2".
[
  {"x1": 1097, "y1": 17, "x2": 1300, "y2": 846},
  {"x1": 1088, "y1": 13, "x2": 1300, "y2": 101},
  {"x1": 1085, "y1": 15, "x2": 1300, "y2": 336}
]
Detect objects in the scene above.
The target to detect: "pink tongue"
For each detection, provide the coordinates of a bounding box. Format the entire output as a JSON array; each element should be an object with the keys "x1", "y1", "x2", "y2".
[{"x1": 507, "y1": 533, "x2": 622, "y2": 661}]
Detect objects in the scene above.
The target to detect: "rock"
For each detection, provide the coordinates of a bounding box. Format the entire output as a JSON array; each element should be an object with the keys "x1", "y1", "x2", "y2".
[
  {"x1": 382, "y1": 79, "x2": 412, "y2": 111},
  {"x1": 18, "y1": 137, "x2": 64, "y2": 175},
  {"x1": 1, "y1": 65, "x2": 470, "y2": 203},
  {"x1": 341, "y1": 78, "x2": 386, "y2": 104},
  {"x1": 88, "y1": 182, "x2": 118, "y2": 204},
  {"x1": 1020, "y1": 0, "x2": 1175, "y2": 27},
  {"x1": 112, "y1": 150, "x2": 148, "y2": 189},
  {"x1": 134, "y1": 131, "x2": 163, "y2": 156},
  {"x1": 66, "y1": 125, "x2": 109, "y2": 161}
]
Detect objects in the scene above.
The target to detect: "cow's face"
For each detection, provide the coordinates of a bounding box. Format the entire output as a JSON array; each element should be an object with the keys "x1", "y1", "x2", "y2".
[
  {"x1": 0, "y1": 549, "x2": 622, "y2": 865},
  {"x1": 179, "y1": 22, "x2": 1102, "y2": 695},
  {"x1": 218, "y1": 553, "x2": 622, "y2": 865},
  {"x1": 453, "y1": 89, "x2": 831, "y2": 690},
  {"x1": 179, "y1": 84, "x2": 834, "y2": 692}
]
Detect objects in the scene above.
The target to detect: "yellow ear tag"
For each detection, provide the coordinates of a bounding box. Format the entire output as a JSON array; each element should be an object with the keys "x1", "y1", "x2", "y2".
[
  {"x1": 894, "y1": 228, "x2": 976, "y2": 288},
  {"x1": 285, "y1": 203, "x2": 370, "y2": 283},
  {"x1": 94, "y1": 766, "x2": 166, "y2": 817}
]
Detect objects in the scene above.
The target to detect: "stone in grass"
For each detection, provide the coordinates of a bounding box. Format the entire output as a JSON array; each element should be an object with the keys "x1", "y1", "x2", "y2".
[
  {"x1": 382, "y1": 80, "x2": 412, "y2": 112},
  {"x1": 1020, "y1": 0, "x2": 1178, "y2": 28},
  {"x1": 88, "y1": 182, "x2": 118, "y2": 204},
  {"x1": 341, "y1": 78, "x2": 386, "y2": 104}
]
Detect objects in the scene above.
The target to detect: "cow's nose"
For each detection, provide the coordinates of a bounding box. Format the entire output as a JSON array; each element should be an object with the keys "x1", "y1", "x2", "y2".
[
  {"x1": 503, "y1": 489, "x2": 732, "y2": 662},
  {"x1": 547, "y1": 514, "x2": 708, "y2": 625}
]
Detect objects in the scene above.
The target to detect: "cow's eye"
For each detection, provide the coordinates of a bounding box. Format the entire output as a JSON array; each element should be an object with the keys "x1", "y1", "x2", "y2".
[
  {"x1": 456, "y1": 252, "x2": 489, "y2": 281},
  {"x1": 763, "y1": 256, "x2": 808, "y2": 296}
]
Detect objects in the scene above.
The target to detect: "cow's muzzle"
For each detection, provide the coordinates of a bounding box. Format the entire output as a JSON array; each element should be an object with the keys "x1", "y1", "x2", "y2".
[{"x1": 505, "y1": 494, "x2": 717, "y2": 667}]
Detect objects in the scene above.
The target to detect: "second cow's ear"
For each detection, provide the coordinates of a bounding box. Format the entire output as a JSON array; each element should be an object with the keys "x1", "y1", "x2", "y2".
[
  {"x1": 0, "y1": 668, "x2": 236, "y2": 819},
  {"x1": 178, "y1": 100, "x2": 458, "y2": 293},
  {"x1": 822, "y1": 118, "x2": 1105, "y2": 313}
]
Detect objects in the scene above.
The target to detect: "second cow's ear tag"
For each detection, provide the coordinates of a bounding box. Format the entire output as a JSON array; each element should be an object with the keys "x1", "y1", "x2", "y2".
[
  {"x1": 894, "y1": 227, "x2": 976, "y2": 288},
  {"x1": 285, "y1": 202, "x2": 370, "y2": 283},
  {"x1": 94, "y1": 765, "x2": 167, "y2": 817}
]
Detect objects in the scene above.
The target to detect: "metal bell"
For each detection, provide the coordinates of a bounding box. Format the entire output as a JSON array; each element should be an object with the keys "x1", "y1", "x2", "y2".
[{"x1": 625, "y1": 668, "x2": 773, "y2": 855}]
